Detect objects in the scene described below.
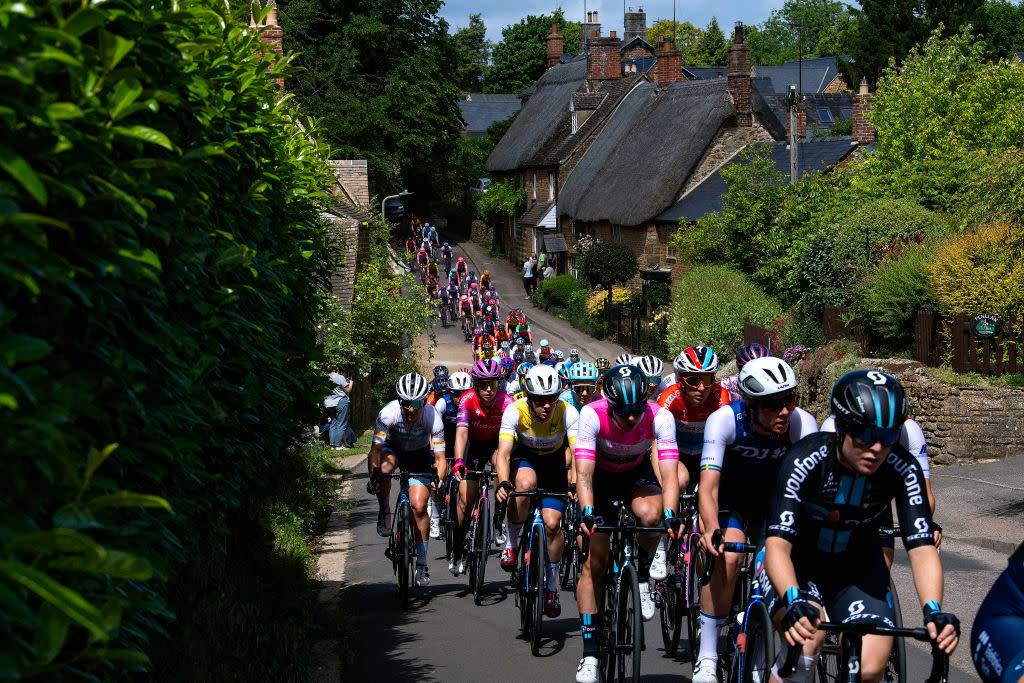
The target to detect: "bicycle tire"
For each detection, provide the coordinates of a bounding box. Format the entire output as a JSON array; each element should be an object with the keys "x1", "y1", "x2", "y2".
[
  {"x1": 615, "y1": 563, "x2": 643, "y2": 682},
  {"x1": 444, "y1": 479, "x2": 459, "y2": 564},
  {"x1": 529, "y1": 527, "x2": 545, "y2": 656},
  {"x1": 659, "y1": 576, "x2": 683, "y2": 656},
  {"x1": 559, "y1": 510, "x2": 579, "y2": 591},
  {"x1": 397, "y1": 504, "x2": 411, "y2": 609},
  {"x1": 887, "y1": 575, "x2": 907, "y2": 683},
  {"x1": 685, "y1": 532, "x2": 702, "y2": 663},
  {"x1": 817, "y1": 632, "x2": 842, "y2": 683},
  {"x1": 740, "y1": 602, "x2": 774, "y2": 683},
  {"x1": 472, "y1": 497, "x2": 489, "y2": 605}
]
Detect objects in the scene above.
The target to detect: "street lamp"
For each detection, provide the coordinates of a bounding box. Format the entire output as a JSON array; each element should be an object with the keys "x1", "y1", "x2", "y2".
[{"x1": 381, "y1": 189, "x2": 412, "y2": 220}]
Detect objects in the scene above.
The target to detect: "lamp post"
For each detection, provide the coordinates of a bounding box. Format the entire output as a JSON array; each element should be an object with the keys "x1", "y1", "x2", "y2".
[{"x1": 381, "y1": 189, "x2": 412, "y2": 220}]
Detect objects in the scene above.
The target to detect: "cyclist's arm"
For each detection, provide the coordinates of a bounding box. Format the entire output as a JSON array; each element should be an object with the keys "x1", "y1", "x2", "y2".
[
  {"x1": 574, "y1": 404, "x2": 599, "y2": 513},
  {"x1": 428, "y1": 408, "x2": 447, "y2": 482},
  {"x1": 697, "y1": 406, "x2": 733, "y2": 551},
  {"x1": 454, "y1": 396, "x2": 470, "y2": 462},
  {"x1": 764, "y1": 536, "x2": 800, "y2": 607},
  {"x1": 368, "y1": 412, "x2": 391, "y2": 475},
  {"x1": 907, "y1": 545, "x2": 944, "y2": 613},
  {"x1": 653, "y1": 407, "x2": 680, "y2": 515}
]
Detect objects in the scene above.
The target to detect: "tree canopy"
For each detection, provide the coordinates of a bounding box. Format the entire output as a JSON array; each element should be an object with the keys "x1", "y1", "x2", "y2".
[
  {"x1": 453, "y1": 13, "x2": 491, "y2": 92},
  {"x1": 582, "y1": 242, "x2": 640, "y2": 291},
  {"x1": 646, "y1": 19, "x2": 703, "y2": 61},
  {"x1": 485, "y1": 8, "x2": 581, "y2": 94},
  {"x1": 690, "y1": 17, "x2": 728, "y2": 66}
]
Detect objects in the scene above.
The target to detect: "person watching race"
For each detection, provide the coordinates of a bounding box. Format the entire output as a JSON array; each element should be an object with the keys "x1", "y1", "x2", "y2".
[
  {"x1": 693, "y1": 357, "x2": 818, "y2": 683},
  {"x1": 574, "y1": 363, "x2": 681, "y2": 683},
  {"x1": 764, "y1": 370, "x2": 958, "y2": 683},
  {"x1": 560, "y1": 361, "x2": 601, "y2": 411},
  {"x1": 367, "y1": 373, "x2": 448, "y2": 588},
  {"x1": 972, "y1": 540, "x2": 1024, "y2": 683},
  {"x1": 494, "y1": 365, "x2": 579, "y2": 621},
  {"x1": 719, "y1": 342, "x2": 771, "y2": 401}
]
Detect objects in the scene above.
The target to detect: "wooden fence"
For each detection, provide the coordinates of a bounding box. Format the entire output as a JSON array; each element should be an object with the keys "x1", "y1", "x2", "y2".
[{"x1": 949, "y1": 312, "x2": 1021, "y2": 376}]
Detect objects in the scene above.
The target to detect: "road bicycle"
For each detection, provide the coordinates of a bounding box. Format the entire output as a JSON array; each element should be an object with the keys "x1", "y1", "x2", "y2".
[
  {"x1": 437, "y1": 296, "x2": 450, "y2": 328},
  {"x1": 695, "y1": 528, "x2": 770, "y2": 683},
  {"x1": 559, "y1": 494, "x2": 581, "y2": 592},
  {"x1": 461, "y1": 467, "x2": 498, "y2": 605},
  {"x1": 652, "y1": 491, "x2": 701, "y2": 658},
  {"x1": 496, "y1": 488, "x2": 572, "y2": 656},
  {"x1": 374, "y1": 469, "x2": 436, "y2": 610},
  {"x1": 779, "y1": 620, "x2": 949, "y2": 683},
  {"x1": 582, "y1": 500, "x2": 672, "y2": 682}
]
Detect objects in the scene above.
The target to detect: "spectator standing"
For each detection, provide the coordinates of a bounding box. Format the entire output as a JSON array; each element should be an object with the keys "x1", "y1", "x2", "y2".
[
  {"x1": 537, "y1": 248, "x2": 548, "y2": 283},
  {"x1": 542, "y1": 262, "x2": 555, "y2": 280},
  {"x1": 324, "y1": 367, "x2": 353, "y2": 450},
  {"x1": 522, "y1": 254, "x2": 537, "y2": 298}
]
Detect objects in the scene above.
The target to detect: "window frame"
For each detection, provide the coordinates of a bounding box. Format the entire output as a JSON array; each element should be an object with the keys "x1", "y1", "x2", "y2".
[{"x1": 817, "y1": 107, "x2": 834, "y2": 124}]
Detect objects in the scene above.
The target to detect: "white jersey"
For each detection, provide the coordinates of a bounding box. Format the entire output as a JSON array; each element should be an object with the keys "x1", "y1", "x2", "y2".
[
  {"x1": 504, "y1": 378, "x2": 519, "y2": 395},
  {"x1": 700, "y1": 405, "x2": 819, "y2": 472},
  {"x1": 819, "y1": 415, "x2": 929, "y2": 479},
  {"x1": 373, "y1": 400, "x2": 445, "y2": 454},
  {"x1": 657, "y1": 374, "x2": 676, "y2": 394}
]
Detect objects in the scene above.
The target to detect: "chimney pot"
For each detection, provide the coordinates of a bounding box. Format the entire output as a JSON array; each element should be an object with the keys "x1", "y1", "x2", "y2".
[
  {"x1": 859, "y1": 77, "x2": 869, "y2": 95},
  {"x1": 610, "y1": 30, "x2": 616, "y2": 38},
  {"x1": 594, "y1": 11, "x2": 598, "y2": 21},
  {"x1": 733, "y1": 22, "x2": 744, "y2": 43},
  {"x1": 552, "y1": 23, "x2": 558, "y2": 34}
]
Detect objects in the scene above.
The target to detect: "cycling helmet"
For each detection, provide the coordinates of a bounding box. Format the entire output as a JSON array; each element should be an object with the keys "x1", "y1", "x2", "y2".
[
  {"x1": 523, "y1": 365, "x2": 561, "y2": 398},
  {"x1": 551, "y1": 350, "x2": 562, "y2": 360},
  {"x1": 539, "y1": 339, "x2": 550, "y2": 350},
  {"x1": 499, "y1": 341, "x2": 509, "y2": 350},
  {"x1": 469, "y1": 270, "x2": 475, "y2": 277},
  {"x1": 443, "y1": 242, "x2": 449, "y2": 248},
  {"x1": 569, "y1": 348, "x2": 580, "y2": 359},
  {"x1": 637, "y1": 355, "x2": 664, "y2": 379},
  {"x1": 603, "y1": 365, "x2": 648, "y2": 409},
  {"x1": 738, "y1": 357, "x2": 797, "y2": 399},
  {"x1": 673, "y1": 345, "x2": 720, "y2": 373},
  {"x1": 470, "y1": 282, "x2": 478, "y2": 290},
  {"x1": 516, "y1": 362, "x2": 535, "y2": 379},
  {"x1": 471, "y1": 358, "x2": 502, "y2": 380},
  {"x1": 614, "y1": 353, "x2": 634, "y2": 366},
  {"x1": 488, "y1": 289, "x2": 497, "y2": 298},
  {"x1": 430, "y1": 376, "x2": 450, "y2": 394},
  {"x1": 460, "y1": 294, "x2": 468, "y2": 302},
  {"x1": 516, "y1": 337, "x2": 525, "y2": 345},
  {"x1": 483, "y1": 269, "x2": 490, "y2": 277},
  {"x1": 524, "y1": 344, "x2": 533, "y2": 353},
  {"x1": 500, "y1": 357, "x2": 515, "y2": 373},
  {"x1": 395, "y1": 373, "x2": 429, "y2": 401},
  {"x1": 594, "y1": 357, "x2": 611, "y2": 373},
  {"x1": 569, "y1": 361, "x2": 600, "y2": 382},
  {"x1": 830, "y1": 370, "x2": 908, "y2": 432},
  {"x1": 419, "y1": 247, "x2": 426, "y2": 253},
  {"x1": 482, "y1": 339, "x2": 494, "y2": 350},
  {"x1": 458, "y1": 257, "x2": 464, "y2": 262},
  {"x1": 473, "y1": 327, "x2": 483, "y2": 336},
  {"x1": 488, "y1": 299, "x2": 496, "y2": 306},
  {"x1": 449, "y1": 371, "x2": 472, "y2": 392},
  {"x1": 736, "y1": 343, "x2": 771, "y2": 370},
  {"x1": 433, "y1": 365, "x2": 449, "y2": 378}
]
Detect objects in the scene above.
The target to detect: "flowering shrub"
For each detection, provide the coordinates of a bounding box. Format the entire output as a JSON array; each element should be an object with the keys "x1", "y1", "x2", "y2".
[
  {"x1": 782, "y1": 345, "x2": 811, "y2": 363},
  {"x1": 793, "y1": 340, "x2": 864, "y2": 418},
  {"x1": 586, "y1": 287, "x2": 637, "y2": 316}
]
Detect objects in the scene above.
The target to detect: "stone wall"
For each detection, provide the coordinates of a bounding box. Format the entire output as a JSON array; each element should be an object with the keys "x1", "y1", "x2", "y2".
[{"x1": 470, "y1": 219, "x2": 492, "y2": 245}]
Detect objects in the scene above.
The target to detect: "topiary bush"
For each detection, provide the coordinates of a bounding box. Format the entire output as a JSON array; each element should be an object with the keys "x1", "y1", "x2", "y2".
[
  {"x1": 0, "y1": 0, "x2": 332, "y2": 676},
  {"x1": 581, "y1": 241, "x2": 639, "y2": 292},
  {"x1": 667, "y1": 265, "x2": 783, "y2": 359},
  {"x1": 539, "y1": 274, "x2": 585, "y2": 308},
  {"x1": 834, "y1": 198, "x2": 947, "y2": 270}
]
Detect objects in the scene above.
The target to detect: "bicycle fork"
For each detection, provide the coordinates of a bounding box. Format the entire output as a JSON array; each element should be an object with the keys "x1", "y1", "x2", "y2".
[{"x1": 525, "y1": 508, "x2": 549, "y2": 593}]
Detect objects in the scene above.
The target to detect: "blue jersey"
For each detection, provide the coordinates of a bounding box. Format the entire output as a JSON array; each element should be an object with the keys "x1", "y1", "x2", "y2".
[
  {"x1": 973, "y1": 541, "x2": 1024, "y2": 683},
  {"x1": 559, "y1": 388, "x2": 581, "y2": 411}
]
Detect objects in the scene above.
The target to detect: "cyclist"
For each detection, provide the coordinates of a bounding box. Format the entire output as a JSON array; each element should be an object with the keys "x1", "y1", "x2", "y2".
[
  {"x1": 499, "y1": 357, "x2": 517, "y2": 395},
  {"x1": 523, "y1": 343, "x2": 538, "y2": 366},
  {"x1": 480, "y1": 269, "x2": 492, "y2": 293},
  {"x1": 568, "y1": 348, "x2": 581, "y2": 367},
  {"x1": 405, "y1": 235, "x2": 418, "y2": 266},
  {"x1": 449, "y1": 359, "x2": 516, "y2": 575},
  {"x1": 693, "y1": 357, "x2": 818, "y2": 683},
  {"x1": 972, "y1": 540, "x2": 1024, "y2": 683},
  {"x1": 515, "y1": 313, "x2": 533, "y2": 344},
  {"x1": 719, "y1": 342, "x2": 771, "y2": 401},
  {"x1": 513, "y1": 362, "x2": 534, "y2": 400},
  {"x1": 429, "y1": 370, "x2": 470, "y2": 539},
  {"x1": 764, "y1": 370, "x2": 958, "y2": 683},
  {"x1": 425, "y1": 223, "x2": 439, "y2": 249},
  {"x1": 471, "y1": 327, "x2": 488, "y2": 356},
  {"x1": 614, "y1": 352, "x2": 634, "y2": 366},
  {"x1": 425, "y1": 272, "x2": 438, "y2": 301},
  {"x1": 466, "y1": 269, "x2": 478, "y2": 291},
  {"x1": 455, "y1": 256, "x2": 467, "y2": 285},
  {"x1": 636, "y1": 355, "x2": 665, "y2": 399},
  {"x1": 477, "y1": 339, "x2": 497, "y2": 363},
  {"x1": 574, "y1": 364, "x2": 681, "y2": 683},
  {"x1": 458, "y1": 295, "x2": 473, "y2": 335},
  {"x1": 556, "y1": 361, "x2": 572, "y2": 390},
  {"x1": 495, "y1": 365, "x2": 579, "y2": 620},
  {"x1": 537, "y1": 339, "x2": 552, "y2": 363},
  {"x1": 560, "y1": 361, "x2": 600, "y2": 411},
  {"x1": 367, "y1": 373, "x2": 448, "y2": 588},
  {"x1": 440, "y1": 241, "x2": 453, "y2": 273}
]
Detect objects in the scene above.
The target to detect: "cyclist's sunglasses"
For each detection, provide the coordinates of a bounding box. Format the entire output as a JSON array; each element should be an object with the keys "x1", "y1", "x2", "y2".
[
  {"x1": 852, "y1": 426, "x2": 901, "y2": 447},
  {"x1": 474, "y1": 380, "x2": 499, "y2": 390},
  {"x1": 527, "y1": 394, "x2": 558, "y2": 407},
  {"x1": 756, "y1": 393, "x2": 796, "y2": 412},
  {"x1": 680, "y1": 373, "x2": 716, "y2": 389},
  {"x1": 572, "y1": 383, "x2": 596, "y2": 394},
  {"x1": 399, "y1": 398, "x2": 425, "y2": 410},
  {"x1": 611, "y1": 401, "x2": 646, "y2": 418}
]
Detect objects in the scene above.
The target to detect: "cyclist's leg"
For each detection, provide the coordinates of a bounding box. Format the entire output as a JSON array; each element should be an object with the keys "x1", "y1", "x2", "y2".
[
  {"x1": 696, "y1": 510, "x2": 748, "y2": 667},
  {"x1": 504, "y1": 456, "x2": 536, "y2": 556}
]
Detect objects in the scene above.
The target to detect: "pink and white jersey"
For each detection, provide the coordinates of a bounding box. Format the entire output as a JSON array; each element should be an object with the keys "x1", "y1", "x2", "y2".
[
  {"x1": 575, "y1": 398, "x2": 678, "y2": 472},
  {"x1": 457, "y1": 390, "x2": 515, "y2": 441}
]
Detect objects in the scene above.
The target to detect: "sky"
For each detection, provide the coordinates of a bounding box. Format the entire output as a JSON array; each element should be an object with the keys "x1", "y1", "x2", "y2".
[{"x1": 440, "y1": 0, "x2": 790, "y2": 44}]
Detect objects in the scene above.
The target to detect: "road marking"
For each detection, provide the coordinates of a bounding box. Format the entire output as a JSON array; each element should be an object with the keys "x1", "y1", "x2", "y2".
[{"x1": 940, "y1": 475, "x2": 1024, "y2": 491}]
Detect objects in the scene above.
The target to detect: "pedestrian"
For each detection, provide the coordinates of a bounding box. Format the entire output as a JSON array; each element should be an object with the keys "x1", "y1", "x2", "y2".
[
  {"x1": 324, "y1": 366, "x2": 353, "y2": 450},
  {"x1": 522, "y1": 253, "x2": 537, "y2": 299},
  {"x1": 542, "y1": 261, "x2": 555, "y2": 280},
  {"x1": 537, "y1": 247, "x2": 548, "y2": 283}
]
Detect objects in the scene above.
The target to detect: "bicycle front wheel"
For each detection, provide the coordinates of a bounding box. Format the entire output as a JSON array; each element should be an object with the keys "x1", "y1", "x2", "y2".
[
  {"x1": 685, "y1": 532, "x2": 702, "y2": 662},
  {"x1": 472, "y1": 497, "x2": 490, "y2": 605},
  {"x1": 397, "y1": 504, "x2": 413, "y2": 609},
  {"x1": 659, "y1": 575, "x2": 683, "y2": 656},
  {"x1": 887, "y1": 575, "x2": 907, "y2": 683},
  {"x1": 614, "y1": 563, "x2": 643, "y2": 682},
  {"x1": 740, "y1": 602, "x2": 774, "y2": 683},
  {"x1": 529, "y1": 528, "x2": 545, "y2": 656},
  {"x1": 444, "y1": 480, "x2": 459, "y2": 562}
]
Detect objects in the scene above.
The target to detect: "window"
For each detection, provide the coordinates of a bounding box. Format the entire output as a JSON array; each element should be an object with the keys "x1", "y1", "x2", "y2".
[
  {"x1": 666, "y1": 242, "x2": 677, "y2": 262},
  {"x1": 548, "y1": 172, "x2": 554, "y2": 199},
  {"x1": 817, "y1": 107, "x2": 834, "y2": 124},
  {"x1": 519, "y1": 172, "x2": 524, "y2": 188},
  {"x1": 840, "y1": 107, "x2": 853, "y2": 120},
  {"x1": 611, "y1": 225, "x2": 622, "y2": 243},
  {"x1": 532, "y1": 173, "x2": 537, "y2": 200},
  {"x1": 570, "y1": 100, "x2": 578, "y2": 135}
]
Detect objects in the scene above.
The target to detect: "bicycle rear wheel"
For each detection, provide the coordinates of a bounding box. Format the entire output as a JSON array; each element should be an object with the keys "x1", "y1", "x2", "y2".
[
  {"x1": 614, "y1": 563, "x2": 643, "y2": 682},
  {"x1": 685, "y1": 532, "x2": 702, "y2": 662},
  {"x1": 886, "y1": 576, "x2": 907, "y2": 683},
  {"x1": 817, "y1": 632, "x2": 842, "y2": 683},
  {"x1": 444, "y1": 479, "x2": 459, "y2": 563},
  {"x1": 559, "y1": 511, "x2": 579, "y2": 591},
  {"x1": 659, "y1": 576, "x2": 683, "y2": 656},
  {"x1": 472, "y1": 497, "x2": 490, "y2": 605},
  {"x1": 740, "y1": 602, "x2": 774, "y2": 683},
  {"x1": 529, "y1": 528, "x2": 545, "y2": 656}
]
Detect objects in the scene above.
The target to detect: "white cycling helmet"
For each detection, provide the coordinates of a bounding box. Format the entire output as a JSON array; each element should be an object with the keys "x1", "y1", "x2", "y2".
[
  {"x1": 524, "y1": 344, "x2": 534, "y2": 353},
  {"x1": 395, "y1": 372, "x2": 429, "y2": 401},
  {"x1": 673, "y1": 345, "x2": 720, "y2": 373},
  {"x1": 523, "y1": 364, "x2": 561, "y2": 398},
  {"x1": 614, "y1": 353, "x2": 634, "y2": 366},
  {"x1": 637, "y1": 355, "x2": 664, "y2": 379},
  {"x1": 738, "y1": 357, "x2": 797, "y2": 399},
  {"x1": 448, "y1": 371, "x2": 472, "y2": 392}
]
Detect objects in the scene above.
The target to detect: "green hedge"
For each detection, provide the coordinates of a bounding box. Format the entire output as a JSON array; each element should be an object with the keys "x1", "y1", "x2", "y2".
[
  {"x1": 834, "y1": 197, "x2": 948, "y2": 270},
  {"x1": 0, "y1": 0, "x2": 332, "y2": 677},
  {"x1": 539, "y1": 274, "x2": 586, "y2": 307},
  {"x1": 851, "y1": 243, "x2": 938, "y2": 354}
]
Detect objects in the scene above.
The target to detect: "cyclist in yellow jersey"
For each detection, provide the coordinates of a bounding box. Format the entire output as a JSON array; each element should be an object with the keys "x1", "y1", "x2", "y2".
[{"x1": 495, "y1": 365, "x2": 579, "y2": 618}]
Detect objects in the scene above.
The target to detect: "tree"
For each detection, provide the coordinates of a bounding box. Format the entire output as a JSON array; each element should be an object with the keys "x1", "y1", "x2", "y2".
[
  {"x1": 971, "y1": 0, "x2": 1024, "y2": 59},
  {"x1": 847, "y1": 0, "x2": 929, "y2": 86},
  {"x1": 746, "y1": 18, "x2": 800, "y2": 65},
  {"x1": 280, "y1": 0, "x2": 462, "y2": 198},
  {"x1": 485, "y1": 9, "x2": 581, "y2": 93},
  {"x1": 581, "y1": 242, "x2": 639, "y2": 308},
  {"x1": 453, "y1": 13, "x2": 491, "y2": 92},
  {"x1": 646, "y1": 19, "x2": 703, "y2": 61},
  {"x1": 690, "y1": 17, "x2": 728, "y2": 66}
]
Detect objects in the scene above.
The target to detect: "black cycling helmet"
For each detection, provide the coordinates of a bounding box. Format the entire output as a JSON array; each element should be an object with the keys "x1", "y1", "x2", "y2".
[
  {"x1": 602, "y1": 364, "x2": 648, "y2": 409},
  {"x1": 433, "y1": 365, "x2": 449, "y2": 378},
  {"x1": 830, "y1": 369, "x2": 908, "y2": 432}
]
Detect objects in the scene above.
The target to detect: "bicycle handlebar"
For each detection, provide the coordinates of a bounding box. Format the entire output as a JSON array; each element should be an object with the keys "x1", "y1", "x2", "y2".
[
  {"x1": 580, "y1": 524, "x2": 670, "y2": 563},
  {"x1": 493, "y1": 489, "x2": 571, "y2": 527},
  {"x1": 698, "y1": 529, "x2": 759, "y2": 586}
]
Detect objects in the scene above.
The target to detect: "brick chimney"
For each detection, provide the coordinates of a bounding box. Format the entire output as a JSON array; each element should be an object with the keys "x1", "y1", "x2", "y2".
[
  {"x1": 547, "y1": 24, "x2": 564, "y2": 70},
  {"x1": 581, "y1": 11, "x2": 601, "y2": 51},
  {"x1": 654, "y1": 37, "x2": 682, "y2": 87},
  {"x1": 852, "y1": 78, "x2": 876, "y2": 146},
  {"x1": 250, "y1": 5, "x2": 284, "y2": 90},
  {"x1": 588, "y1": 32, "x2": 622, "y2": 80},
  {"x1": 624, "y1": 8, "x2": 646, "y2": 42},
  {"x1": 727, "y1": 22, "x2": 751, "y2": 127}
]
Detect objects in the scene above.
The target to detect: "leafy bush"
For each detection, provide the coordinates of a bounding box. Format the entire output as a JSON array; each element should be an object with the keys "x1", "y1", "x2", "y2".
[
  {"x1": 586, "y1": 287, "x2": 638, "y2": 316},
  {"x1": 834, "y1": 198, "x2": 947, "y2": 270},
  {"x1": 539, "y1": 274, "x2": 586, "y2": 307},
  {"x1": 581, "y1": 242, "x2": 639, "y2": 291},
  {"x1": 927, "y1": 222, "x2": 1024, "y2": 320},
  {"x1": 0, "y1": 0, "x2": 333, "y2": 676},
  {"x1": 567, "y1": 290, "x2": 607, "y2": 339},
  {"x1": 476, "y1": 180, "x2": 526, "y2": 225},
  {"x1": 667, "y1": 266, "x2": 783, "y2": 359},
  {"x1": 851, "y1": 243, "x2": 939, "y2": 353},
  {"x1": 793, "y1": 340, "x2": 864, "y2": 420}
]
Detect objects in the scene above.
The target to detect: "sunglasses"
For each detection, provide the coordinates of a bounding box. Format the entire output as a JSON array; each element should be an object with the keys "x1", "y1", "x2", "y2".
[
  {"x1": 681, "y1": 373, "x2": 716, "y2": 389},
  {"x1": 852, "y1": 426, "x2": 901, "y2": 447},
  {"x1": 475, "y1": 380, "x2": 499, "y2": 390},
  {"x1": 527, "y1": 394, "x2": 558, "y2": 407},
  {"x1": 399, "y1": 398, "x2": 425, "y2": 410},
  {"x1": 757, "y1": 394, "x2": 796, "y2": 412},
  {"x1": 572, "y1": 383, "x2": 596, "y2": 394},
  {"x1": 611, "y1": 401, "x2": 646, "y2": 418}
]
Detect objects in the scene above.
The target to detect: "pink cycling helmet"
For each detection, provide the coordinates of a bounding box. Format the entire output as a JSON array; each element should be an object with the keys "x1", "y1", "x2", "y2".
[
  {"x1": 474, "y1": 327, "x2": 483, "y2": 336},
  {"x1": 471, "y1": 358, "x2": 503, "y2": 380}
]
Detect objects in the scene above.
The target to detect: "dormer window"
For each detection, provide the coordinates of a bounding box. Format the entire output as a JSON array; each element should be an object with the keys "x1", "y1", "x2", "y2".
[{"x1": 570, "y1": 99, "x2": 578, "y2": 135}]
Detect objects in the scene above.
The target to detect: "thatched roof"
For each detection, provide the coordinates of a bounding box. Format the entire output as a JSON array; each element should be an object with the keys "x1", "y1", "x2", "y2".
[
  {"x1": 558, "y1": 79, "x2": 736, "y2": 226},
  {"x1": 486, "y1": 59, "x2": 586, "y2": 172}
]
